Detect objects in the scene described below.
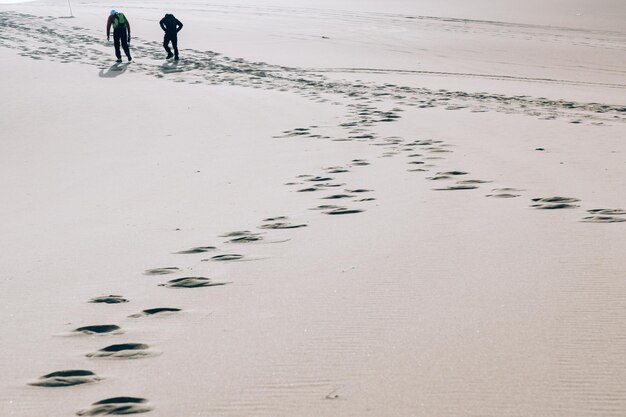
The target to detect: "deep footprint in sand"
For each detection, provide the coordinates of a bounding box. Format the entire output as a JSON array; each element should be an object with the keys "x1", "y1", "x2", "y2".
[
  {"x1": 350, "y1": 159, "x2": 370, "y2": 166},
  {"x1": 207, "y1": 254, "x2": 245, "y2": 261},
  {"x1": 88, "y1": 295, "x2": 129, "y2": 304},
  {"x1": 222, "y1": 231, "x2": 264, "y2": 243},
  {"x1": 531, "y1": 197, "x2": 580, "y2": 209},
  {"x1": 324, "y1": 208, "x2": 364, "y2": 215},
  {"x1": 580, "y1": 215, "x2": 626, "y2": 223},
  {"x1": 74, "y1": 325, "x2": 122, "y2": 335},
  {"x1": 587, "y1": 208, "x2": 626, "y2": 215},
  {"x1": 322, "y1": 194, "x2": 354, "y2": 200},
  {"x1": 174, "y1": 246, "x2": 216, "y2": 254},
  {"x1": 433, "y1": 185, "x2": 479, "y2": 191},
  {"x1": 160, "y1": 277, "x2": 229, "y2": 288},
  {"x1": 76, "y1": 397, "x2": 153, "y2": 416},
  {"x1": 87, "y1": 343, "x2": 155, "y2": 359},
  {"x1": 307, "y1": 176, "x2": 333, "y2": 182},
  {"x1": 129, "y1": 307, "x2": 181, "y2": 318},
  {"x1": 143, "y1": 267, "x2": 181, "y2": 276},
  {"x1": 457, "y1": 179, "x2": 492, "y2": 184},
  {"x1": 29, "y1": 370, "x2": 101, "y2": 387},
  {"x1": 487, "y1": 188, "x2": 524, "y2": 198},
  {"x1": 310, "y1": 204, "x2": 342, "y2": 211},
  {"x1": 259, "y1": 221, "x2": 307, "y2": 229}
]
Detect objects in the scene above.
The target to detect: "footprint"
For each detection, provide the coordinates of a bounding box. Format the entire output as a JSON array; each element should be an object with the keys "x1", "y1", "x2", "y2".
[
  {"x1": 322, "y1": 194, "x2": 354, "y2": 200},
  {"x1": 263, "y1": 216, "x2": 287, "y2": 221},
  {"x1": 226, "y1": 234, "x2": 263, "y2": 243},
  {"x1": 88, "y1": 295, "x2": 129, "y2": 304},
  {"x1": 580, "y1": 216, "x2": 626, "y2": 223},
  {"x1": 207, "y1": 254, "x2": 244, "y2": 261},
  {"x1": 74, "y1": 325, "x2": 121, "y2": 335},
  {"x1": 76, "y1": 397, "x2": 153, "y2": 416},
  {"x1": 160, "y1": 277, "x2": 228, "y2": 288},
  {"x1": 433, "y1": 185, "x2": 479, "y2": 191},
  {"x1": 174, "y1": 246, "x2": 216, "y2": 254},
  {"x1": 587, "y1": 208, "x2": 626, "y2": 215},
  {"x1": 87, "y1": 343, "x2": 154, "y2": 359},
  {"x1": 307, "y1": 176, "x2": 333, "y2": 182},
  {"x1": 486, "y1": 193, "x2": 520, "y2": 198},
  {"x1": 351, "y1": 159, "x2": 370, "y2": 166},
  {"x1": 457, "y1": 179, "x2": 492, "y2": 184},
  {"x1": 531, "y1": 197, "x2": 580, "y2": 209},
  {"x1": 325, "y1": 167, "x2": 349, "y2": 174},
  {"x1": 438, "y1": 171, "x2": 467, "y2": 176},
  {"x1": 324, "y1": 208, "x2": 364, "y2": 215},
  {"x1": 129, "y1": 308, "x2": 181, "y2": 318},
  {"x1": 259, "y1": 222, "x2": 307, "y2": 230},
  {"x1": 345, "y1": 189, "x2": 372, "y2": 193},
  {"x1": 29, "y1": 370, "x2": 101, "y2": 387},
  {"x1": 309, "y1": 204, "x2": 342, "y2": 211},
  {"x1": 143, "y1": 267, "x2": 181, "y2": 276},
  {"x1": 427, "y1": 175, "x2": 451, "y2": 181}
]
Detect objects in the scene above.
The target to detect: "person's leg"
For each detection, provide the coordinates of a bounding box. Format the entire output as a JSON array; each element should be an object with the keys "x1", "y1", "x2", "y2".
[
  {"x1": 113, "y1": 32, "x2": 121, "y2": 60},
  {"x1": 163, "y1": 34, "x2": 173, "y2": 58},
  {"x1": 171, "y1": 34, "x2": 179, "y2": 59},
  {"x1": 119, "y1": 30, "x2": 131, "y2": 60}
]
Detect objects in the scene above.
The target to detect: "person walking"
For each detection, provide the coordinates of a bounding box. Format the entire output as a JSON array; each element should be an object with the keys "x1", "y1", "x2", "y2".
[
  {"x1": 159, "y1": 13, "x2": 183, "y2": 60},
  {"x1": 106, "y1": 10, "x2": 132, "y2": 63}
]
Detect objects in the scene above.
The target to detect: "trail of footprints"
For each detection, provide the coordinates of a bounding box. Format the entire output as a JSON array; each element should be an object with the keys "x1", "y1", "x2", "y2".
[
  {"x1": 30, "y1": 120, "x2": 624, "y2": 417},
  {"x1": 1, "y1": 12, "x2": 624, "y2": 126},
  {"x1": 13, "y1": 10, "x2": 624, "y2": 415}
]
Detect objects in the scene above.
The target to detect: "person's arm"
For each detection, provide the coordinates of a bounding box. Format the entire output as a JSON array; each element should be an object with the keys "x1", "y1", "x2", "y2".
[
  {"x1": 159, "y1": 18, "x2": 167, "y2": 32},
  {"x1": 126, "y1": 18, "x2": 131, "y2": 38},
  {"x1": 175, "y1": 18, "x2": 183, "y2": 32},
  {"x1": 106, "y1": 16, "x2": 112, "y2": 40}
]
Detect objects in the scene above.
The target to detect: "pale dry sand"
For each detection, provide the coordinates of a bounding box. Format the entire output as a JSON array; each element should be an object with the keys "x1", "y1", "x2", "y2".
[{"x1": 1, "y1": 1, "x2": 625, "y2": 416}]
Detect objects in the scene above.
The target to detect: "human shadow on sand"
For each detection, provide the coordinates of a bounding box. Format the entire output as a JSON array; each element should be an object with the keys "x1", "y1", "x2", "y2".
[
  {"x1": 98, "y1": 63, "x2": 128, "y2": 78},
  {"x1": 160, "y1": 61, "x2": 181, "y2": 74}
]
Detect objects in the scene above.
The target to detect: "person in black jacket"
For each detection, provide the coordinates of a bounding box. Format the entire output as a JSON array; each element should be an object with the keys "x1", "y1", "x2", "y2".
[{"x1": 160, "y1": 14, "x2": 183, "y2": 60}]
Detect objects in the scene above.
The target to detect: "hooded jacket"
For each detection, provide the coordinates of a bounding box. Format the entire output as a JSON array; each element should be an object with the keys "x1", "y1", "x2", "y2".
[{"x1": 160, "y1": 14, "x2": 183, "y2": 35}]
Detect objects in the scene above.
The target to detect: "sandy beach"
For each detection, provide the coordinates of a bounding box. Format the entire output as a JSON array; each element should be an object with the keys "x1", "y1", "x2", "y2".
[{"x1": 1, "y1": 0, "x2": 625, "y2": 416}]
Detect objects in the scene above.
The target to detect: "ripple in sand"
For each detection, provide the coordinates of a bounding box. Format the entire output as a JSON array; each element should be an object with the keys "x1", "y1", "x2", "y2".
[
  {"x1": 29, "y1": 370, "x2": 101, "y2": 387},
  {"x1": 74, "y1": 325, "x2": 121, "y2": 335},
  {"x1": 160, "y1": 277, "x2": 228, "y2": 289},
  {"x1": 76, "y1": 397, "x2": 153, "y2": 416},
  {"x1": 88, "y1": 295, "x2": 128, "y2": 304},
  {"x1": 531, "y1": 197, "x2": 580, "y2": 209},
  {"x1": 174, "y1": 246, "x2": 216, "y2": 254},
  {"x1": 129, "y1": 307, "x2": 181, "y2": 318},
  {"x1": 87, "y1": 343, "x2": 155, "y2": 359},
  {"x1": 143, "y1": 267, "x2": 181, "y2": 276}
]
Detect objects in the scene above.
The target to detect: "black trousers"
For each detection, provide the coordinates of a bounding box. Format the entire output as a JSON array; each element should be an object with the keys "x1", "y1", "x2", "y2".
[
  {"x1": 113, "y1": 28, "x2": 131, "y2": 60},
  {"x1": 163, "y1": 32, "x2": 178, "y2": 58}
]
